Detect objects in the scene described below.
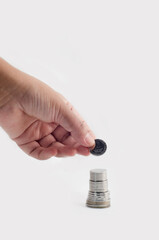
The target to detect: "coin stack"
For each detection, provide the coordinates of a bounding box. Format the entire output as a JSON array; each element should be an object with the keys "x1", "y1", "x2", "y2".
[{"x1": 86, "y1": 169, "x2": 110, "y2": 208}]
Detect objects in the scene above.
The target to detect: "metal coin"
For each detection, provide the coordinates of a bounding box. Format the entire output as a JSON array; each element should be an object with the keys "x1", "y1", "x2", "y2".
[
  {"x1": 90, "y1": 139, "x2": 107, "y2": 156},
  {"x1": 89, "y1": 180, "x2": 108, "y2": 192},
  {"x1": 86, "y1": 200, "x2": 110, "y2": 208},
  {"x1": 90, "y1": 169, "x2": 107, "y2": 181}
]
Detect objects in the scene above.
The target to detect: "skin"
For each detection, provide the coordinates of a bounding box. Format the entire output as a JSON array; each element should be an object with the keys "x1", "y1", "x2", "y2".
[{"x1": 0, "y1": 58, "x2": 95, "y2": 160}]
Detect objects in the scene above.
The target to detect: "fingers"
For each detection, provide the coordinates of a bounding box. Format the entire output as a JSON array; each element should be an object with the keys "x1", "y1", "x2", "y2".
[
  {"x1": 61, "y1": 134, "x2": 90, "y2": 155},
  {"x1": 30, "y1": 146, "x2": 57, "y2": 160},
  {"x1": 49, "y1": 142, "x2": 77, "y2": 157},
  {"x1": 18, "y1": 136, "x2": 90, "y2": 160},
  {"x1": 58, "y1": 98, "x2": 95, "y2": 148},
  {"x1": 13, "y1": 121, "x2": 58, "y2": 145},
  {"x1": 51, "y1": 125, "x2": 90, "y2": 156},
  {"x1": 15, "y1": 119, "x2": 91, "y2": 160},
  {"x1": 41, "y1": 132, "x2": 90, "y2": 157},
  {"x1": 76, "y1": 145, "x2": 90, "y2": 156},
  {"x1": 62, "y1": 134, "x2": 77, "y2": 145},
  {"x1": 55, "y1": 134, "x2": 90, "y2": 156},
  {"x1": 52, "y1": 128, "x2": 90, "y2": 156},
  {"x1": 53, "y1": 125, "x2": 70, "y2": 142},
  {"x1": 38, "y1": 134, "x2": 56, "y2": 147},
  {"x1": 19, "y1": 141, "x2": 57, "y2": 160},
  {"x1": 19, "y1": 140, "x2": 74, "y2": 160}
]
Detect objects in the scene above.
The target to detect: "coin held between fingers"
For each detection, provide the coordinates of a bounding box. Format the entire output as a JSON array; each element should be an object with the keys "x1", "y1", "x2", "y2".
[{"x1": 90, "y1": 139, "x2": 107, "y2": 156}]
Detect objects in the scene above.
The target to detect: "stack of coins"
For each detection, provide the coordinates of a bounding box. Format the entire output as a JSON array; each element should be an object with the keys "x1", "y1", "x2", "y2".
[{"x1": 86, "y1": 169, "x2": 110, "y2": 208}]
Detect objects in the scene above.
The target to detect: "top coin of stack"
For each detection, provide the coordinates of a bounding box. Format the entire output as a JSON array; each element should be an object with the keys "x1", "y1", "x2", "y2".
[{"x1": 90, "y1": 169, "x2": 107, "y2": 181}]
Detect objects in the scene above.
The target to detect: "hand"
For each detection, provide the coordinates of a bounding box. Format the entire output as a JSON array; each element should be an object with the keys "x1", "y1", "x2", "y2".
[{"x1": 0, "y1": 58, "x2": 95, "y2": 160}]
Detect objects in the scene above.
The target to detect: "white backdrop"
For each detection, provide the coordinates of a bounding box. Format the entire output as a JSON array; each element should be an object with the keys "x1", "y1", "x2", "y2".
[{"x1": 0, "y1": 0, "x2": 159, "y2": 239}]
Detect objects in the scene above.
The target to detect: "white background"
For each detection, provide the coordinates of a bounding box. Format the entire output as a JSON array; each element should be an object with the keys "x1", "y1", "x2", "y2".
[{"x1": 0, "y1": 0, "x2": 159, "y2": 239}]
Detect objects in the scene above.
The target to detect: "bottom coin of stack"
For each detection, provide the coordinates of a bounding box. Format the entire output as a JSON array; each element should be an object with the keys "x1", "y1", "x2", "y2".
[{"x1": 86, "y1": 169, "x2": 110, "y2": 208}]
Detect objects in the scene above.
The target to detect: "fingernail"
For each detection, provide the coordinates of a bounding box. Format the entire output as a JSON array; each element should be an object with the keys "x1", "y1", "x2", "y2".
[{"x1": 84, "y1": 133, "x2": 95, "y2": 146}]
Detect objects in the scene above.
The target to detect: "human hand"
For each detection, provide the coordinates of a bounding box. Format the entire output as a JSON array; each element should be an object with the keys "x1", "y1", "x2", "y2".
[{"x1": 0, "y1": 58, "x2": 95, "y2": 160}]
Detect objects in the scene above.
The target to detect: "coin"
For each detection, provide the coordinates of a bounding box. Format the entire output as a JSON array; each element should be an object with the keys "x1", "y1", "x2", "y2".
[
  {"x1": 90, "y1": 139, "x2": 107, "y2": 156},
  {"x1": 89, "y1": 180, "x2": 108, "y2": 192},
  {"x1": 90, "y1": 169, "x2": 107, "y2": 181}
]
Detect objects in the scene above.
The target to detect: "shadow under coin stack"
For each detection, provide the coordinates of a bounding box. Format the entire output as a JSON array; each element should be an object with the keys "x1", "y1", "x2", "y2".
[{"x1": 86, "y1": 169, "x2": 110, "y2": 208}]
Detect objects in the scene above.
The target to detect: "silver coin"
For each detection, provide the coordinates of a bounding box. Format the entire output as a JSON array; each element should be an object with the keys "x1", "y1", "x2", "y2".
[
  {"x1": 90, "y1": 169, "x2": 107, "y2": 181},
  {"x1": 86, "y1": 200, "x2": 110, "y2": 208},
  {"x1": 87, "y1": 191, "x2": 110, "y2": 202},
  {"x1": 89, "y1": 180, "x2": 108, "y2": 192}
]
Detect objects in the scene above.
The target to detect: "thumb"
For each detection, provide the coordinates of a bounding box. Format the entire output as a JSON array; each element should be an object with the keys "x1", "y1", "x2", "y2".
[{"x1": 58, "y1": 98, "x2": 95, "y2": 147}]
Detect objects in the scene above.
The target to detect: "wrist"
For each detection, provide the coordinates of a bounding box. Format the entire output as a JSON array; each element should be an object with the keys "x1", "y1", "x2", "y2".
[{"x1": 0, "y1": 58, "x2": 28, "y2": 109}]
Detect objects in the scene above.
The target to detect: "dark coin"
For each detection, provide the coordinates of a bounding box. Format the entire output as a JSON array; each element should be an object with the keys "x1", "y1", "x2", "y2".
[{"x1": 90, "y1": 139, "x2": 107, "y2": 156}]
